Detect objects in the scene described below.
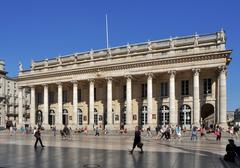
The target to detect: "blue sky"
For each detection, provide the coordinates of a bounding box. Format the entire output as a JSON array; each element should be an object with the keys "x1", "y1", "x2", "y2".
[{"x1": 0, "y1": 0, "x2": 239, "y2": 111}]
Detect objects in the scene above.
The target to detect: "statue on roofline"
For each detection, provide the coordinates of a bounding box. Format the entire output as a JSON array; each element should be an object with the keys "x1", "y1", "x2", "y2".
[{"x1": 19, "y1": 61, "x2": 23, "y2": 71}]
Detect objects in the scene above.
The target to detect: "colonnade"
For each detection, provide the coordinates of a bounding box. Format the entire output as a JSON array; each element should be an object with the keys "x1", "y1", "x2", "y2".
[{"x1": 18, "y1": 67, "x2": 227, "y2": 128}]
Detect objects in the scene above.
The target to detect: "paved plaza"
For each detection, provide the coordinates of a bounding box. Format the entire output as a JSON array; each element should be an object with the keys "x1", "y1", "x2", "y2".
[{"x1": 0, "y1": 131, "x2": 239, "y2": 168}]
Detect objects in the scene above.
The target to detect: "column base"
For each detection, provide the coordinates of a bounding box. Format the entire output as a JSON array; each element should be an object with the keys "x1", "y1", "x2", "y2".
[
  {"x1": 141, "y1": 124, "x2": 156, "y2": 131},
  {"x1": 124, "y1": 124, "x2": 138, "y2": 131},
  {"x1": 69, "y1": 124, "x2": 78, "y2": 130},
  {"x1": 55, "y1": 124, "x2": 64, "y2": 130},
  {"x1": 41, "y1": 124, "x2": 51, "y2": 130},
  {"x1": 105, "y1": 124, "x2": 120, "y2": 130}
]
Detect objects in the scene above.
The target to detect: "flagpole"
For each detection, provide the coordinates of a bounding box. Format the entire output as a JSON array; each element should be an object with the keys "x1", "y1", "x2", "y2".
[{"x1": 105, "y1": 14, "x2": 109, "y2": 49}]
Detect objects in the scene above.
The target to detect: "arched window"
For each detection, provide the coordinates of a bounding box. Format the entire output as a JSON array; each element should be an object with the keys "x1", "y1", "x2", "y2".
[
  {"x1": 94, "y1": 108, "x2": 98, "y2": 125},
  {"x1": 62, "y1": 109, "x2": 68, "y2": 125},
  {"x1": 49, "y1": 109, "x2": 55, "y2": 125},
  {"x1": 180, "y1": 105, "x2": 191, "y2": 127},
  {"x1": 141, "y1": 106, "x2": 148, "y2": 125},
  {"x1": 36, "y1": 110, "x2": 43, "y2": 126},
  {"x1": 77, "y1": 109, "x2": 83, "y2": 125},
  {"x1": 159, "y1": 106, "x2": 169, "y2": 125}
]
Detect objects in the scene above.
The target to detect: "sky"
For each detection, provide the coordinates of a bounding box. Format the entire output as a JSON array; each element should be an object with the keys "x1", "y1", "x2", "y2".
[{"x1": 0, "y1": 0, "x2": 239, "y2": 111}]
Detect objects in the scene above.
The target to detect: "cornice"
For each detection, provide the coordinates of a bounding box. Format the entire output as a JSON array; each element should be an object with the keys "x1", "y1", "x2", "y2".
[{"x1": 17, "y1": 50, "x2": 231, "y2": 82}]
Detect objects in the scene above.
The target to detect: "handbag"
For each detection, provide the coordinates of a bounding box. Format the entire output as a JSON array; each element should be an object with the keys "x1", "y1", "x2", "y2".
[
  {"x1": 34, "y1": 131, "x2": 40, "y2": 138},
  {"x1": 137, "y1": 142, "x2": 143, "y2": 148}
]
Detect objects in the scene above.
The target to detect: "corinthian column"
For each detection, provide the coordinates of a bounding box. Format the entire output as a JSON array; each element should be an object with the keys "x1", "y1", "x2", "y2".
[
  {"x1": 106, "y1": 77, "x2": 113, "y2": 125},
  {"x1": 89, "y1": 79, "x2": 94, "y2": 125},
  {"x1": 168, "y1": 70, "x2": 177, "y2": 125},
  {"x1": 18, "y1": 87, "x2": 23, "y2": 126},
  {"x1": 43, "y1": 84, "x2": 49, "y2": 126},
  {"x1": 146, "y1": 73, "x2": 153, "y2": 124},
  {"x1": 57, "y1": 82, "x2": 63, "y2": 126},
  {"x1": 30, "y1": 86, "x2": 36, "y2": 126},
  {"x1": 126, "y1": 75, "x2": 132, "y2": 125},
  {"x1": 219, "y1": 66, "x2": 227, "y2": 126},
  {"x1": 193, "y1": 69, "x2": 200, "y2": 126},
  {"x1": 72, "y1": 81, "x2": 78, "y2": 126}
]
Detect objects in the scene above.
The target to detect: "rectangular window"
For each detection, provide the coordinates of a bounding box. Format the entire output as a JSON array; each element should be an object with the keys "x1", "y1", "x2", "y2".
[
  {"x1": 78, "y1": 89, "x2": 81, "y2": 102},
  {"x1": 123, "y1": 85, "x2": 126, "y2": 100},
  {"x1": 181, "y1": 80, "x2": 189, "y2": 96},
  {"x1": 94, "y1": 87, "x2": 96, "y2": 101},
  {"x1": 141, "y1": 84, "x2": 147, "y2": 98},
  {"x1": 49, "y1": 91, "x2": 54, "y2": 104},
  {"x1": 203, "y1": 78, "x2": 212, "y2": 94},
  {"x1": 160, "y1": 82, "x2": 169, "y2": 97},
  {"x1": 63, "y1": 91, "x2": 67, "y2": 103}
]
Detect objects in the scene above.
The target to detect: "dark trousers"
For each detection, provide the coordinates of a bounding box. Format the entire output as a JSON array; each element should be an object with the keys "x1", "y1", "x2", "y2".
[
  {"x1": 160, "y1": 132, "x2": 166, "y2": 139},
  {"x1": 132, "y1": 141, "x2": 143, "y2": 152},
  {"x1": 34, "y1": 137, "x2": 44, "y2": 147},
  {"x1": 216, "y1": 135, "x2": 221, "y2": 141}
]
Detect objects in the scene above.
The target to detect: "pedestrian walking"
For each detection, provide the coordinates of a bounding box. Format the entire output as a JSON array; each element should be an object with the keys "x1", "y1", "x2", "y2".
[
  {"x1": 84, "y1": 126, "x2": 88, "y2": 136},
  {"x1": 155, "y1": 125, "x2": 161, "y2": 139},
  {"x1": 146, "y1": 126, "x2": 152, "y2": 138},
  {"x1": 104, "y1": 127, "x2": 109, "y2": 135},
  {"x1": 20, "y1": 126, "x2": 25, "y2": 135},
  {"x1": 175, "y1": 125, "x2": 181, "y2": 140},
  {"x1": 129, "y1": 126, "x2": 143, "y2": 154},
  {"x1": 200, "y1": 127, "x2": 205, "y2": 138},
  {"x1": 52, "y1": 126, "x2": 57, "y2": 136},
  {"x1": 229, "y1": 126, "x2": 234, "y2": 138},
  {"x1": 95, "y1": 127, "x2": 100, "y2": 136},
  {"x1": 191, "y1": 126, "x2": 198, "y2": 141},
  {"x1": 10, "y1": 126, "x2": 13, "y2": 136},
  {"x1": 160, "y1": 125, "x2": 167, "y2": 140},
  {"x1": 234, "y1": 126, "x2": 239, "y2": 138},
  {"x1": 215, "y1": 126, "x2": 222, "y2": 141},
  {"x1": 34, "y1": 127, "x2": 45, "y2": 148},
  {"x1": 155, "y1": 125, "x2": 160, "y2": 136}
]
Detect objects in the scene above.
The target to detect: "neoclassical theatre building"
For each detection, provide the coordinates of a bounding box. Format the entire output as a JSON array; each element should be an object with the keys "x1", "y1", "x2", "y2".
[{"x1": 17, "y1": 30, "x2": 231, "y2": 130}]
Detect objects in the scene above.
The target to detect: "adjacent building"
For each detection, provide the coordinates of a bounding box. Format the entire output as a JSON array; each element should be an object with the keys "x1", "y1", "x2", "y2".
[
  {"x1": 0, "y1": 60, "x2": 18, "y2": 126},
  {"x1": 17, "y1": 30, "x2": 232, "y2": 130},
  {"x1": 234, "y1": 108, "x2": 240, "y2": 126}
]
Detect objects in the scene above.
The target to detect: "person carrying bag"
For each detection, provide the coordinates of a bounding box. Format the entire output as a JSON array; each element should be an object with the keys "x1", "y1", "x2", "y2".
[{"x1": 129, "y1": 126, "x2": 143, "y2": 154}]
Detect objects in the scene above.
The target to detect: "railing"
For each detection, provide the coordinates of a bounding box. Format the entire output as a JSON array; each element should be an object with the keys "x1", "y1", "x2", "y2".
[{"x1": 20, "y1": 30, "x2": 226, "y2": 74}]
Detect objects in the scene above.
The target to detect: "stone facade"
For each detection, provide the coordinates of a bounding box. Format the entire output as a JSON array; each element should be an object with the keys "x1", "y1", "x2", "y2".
[
  {"x1": 17, "y1": 30, "x2": 232, "y2": 130},
  {"x1": 0, "y1": 60, "x2": 18, "y2": 126}
]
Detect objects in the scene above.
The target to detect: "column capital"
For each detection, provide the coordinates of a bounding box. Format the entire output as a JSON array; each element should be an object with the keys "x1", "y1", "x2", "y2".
[
  {"x1": 218, "y1": 65, "x2": 227, "y2": 74},
  {"x1": 105, "y1": 76, "x2": 113, "y2": 81},
  {"x1": 124, "y1": 74, "x2": 132, "y2": 79},
  {"x1": 42, "y1": 83, "x2": 48, "y2": 87},
  {"x1": 145, "y1": 72, "x2": 154, "y2": 78},
  {"x1": 29, "y1": 85, "x2": 36, "y2": 88},
  {"x1": 71, "y1": 80, "x2": 78, "y2": 84},
  {"x1": 168, "y1": 70, "x2": 176, "y2": 77},
  {"x1": 192, "y1": 68, "x2": 200, "y2": 76},
  {"x1": 56, "y1": 82, "x2": 62, "y2": 86},
  {"x1": 88, "y1": 78, "x2": 95, "y2": 83}
]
